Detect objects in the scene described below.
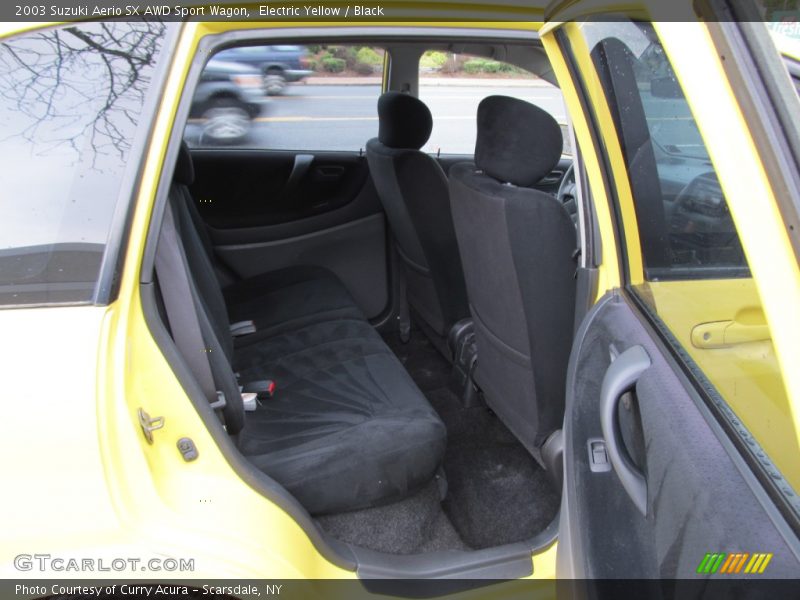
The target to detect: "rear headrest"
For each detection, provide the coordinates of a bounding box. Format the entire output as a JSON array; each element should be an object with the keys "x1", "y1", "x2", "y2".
[
  {"x1": 475, "y1": 95, "x2": 562, "y2": 188},
  {"x1": 377, "y1": 91, "x2": 433, "y2": 150},
  {"x1": 174, "y1": 141, "x2": 195, "y2": 186}
]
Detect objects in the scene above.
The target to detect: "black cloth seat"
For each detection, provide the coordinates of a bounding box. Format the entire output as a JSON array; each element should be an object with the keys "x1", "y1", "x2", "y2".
[
  {"x1": 449, "y1": 96, "x2": 577, "y2": 463},
  {"x1": 366, "y1": 92, "x2": 469, "y2": 350},
  {"x1": 224, "y1": 265, "x2": 365, "y2": 345},
  {"x1": 165, "y1": 143, "x2": 447, "y2": 515},
  {"x1": 235, "y1": 318, "x2": 446, "y2": 514}
]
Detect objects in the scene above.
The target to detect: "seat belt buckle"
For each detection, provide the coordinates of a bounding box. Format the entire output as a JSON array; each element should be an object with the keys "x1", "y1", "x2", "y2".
[
  {"x1": 242, "y1": 392, "x2": 258, "y2": 412},
  {"x1": 242, "y1": 380, "x2": 276, "y2": 400},
  {"x1": 230, "y1": 320, "x2": 257, "y2": 337}
]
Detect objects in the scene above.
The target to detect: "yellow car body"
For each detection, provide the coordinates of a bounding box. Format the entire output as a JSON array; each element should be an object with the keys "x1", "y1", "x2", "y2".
[{"x1": 1, "y1": 0, "x2": 799, "y2": 589}]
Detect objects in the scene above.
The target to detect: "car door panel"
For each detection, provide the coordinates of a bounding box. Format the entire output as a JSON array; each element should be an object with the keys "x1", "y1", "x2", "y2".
[
  {"x1": 189, "y1": 149, "x2": 377, "y2": 228},
  {"x1": 186, "y1": 148, "x2": 388, "y2": 319},
  {"x1": 561, "y1": 293, "x2": 800, "y2": 581}
]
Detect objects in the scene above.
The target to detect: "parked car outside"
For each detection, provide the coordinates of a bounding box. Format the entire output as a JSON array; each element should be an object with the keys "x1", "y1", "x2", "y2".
[
  {"x1": 215, "y1": 45, "x2": 314, "y2": 95},
  {"x1": 189, "y1": 59, "x2": 264, "y2": 144}
]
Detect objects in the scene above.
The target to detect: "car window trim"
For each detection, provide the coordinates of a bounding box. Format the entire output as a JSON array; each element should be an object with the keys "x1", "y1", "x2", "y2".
[
  {"x1": 94, "y1": 23, "x2": 182, "y2": 306},
  {"x1": 556, "y1": 27, "x2": 624, "y2": 279}
]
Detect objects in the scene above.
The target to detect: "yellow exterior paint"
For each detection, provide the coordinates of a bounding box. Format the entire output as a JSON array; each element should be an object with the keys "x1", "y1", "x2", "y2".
[
  {"x1": 653, "y1": 20, "x2": 800, "y2": 474},
  {"x1": 3, "y1": 0, "x2": 800, "y2": 586},
  {"x1": 639, "y1": 279, "x2": 798, "y2": 488}
]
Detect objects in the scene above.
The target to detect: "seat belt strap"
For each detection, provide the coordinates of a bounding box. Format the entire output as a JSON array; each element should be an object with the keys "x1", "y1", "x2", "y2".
[
  {"x1": 154, "y1": 201, "x2": 225, "y2": 412},
  {"x1": 396, "y1": 256, "x2": 411, "y2": 344}
]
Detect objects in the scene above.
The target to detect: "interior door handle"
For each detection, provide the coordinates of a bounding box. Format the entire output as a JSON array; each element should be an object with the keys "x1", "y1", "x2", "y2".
[
  {"x1": 275, "y1": 154, "x2": 314, "y2": 202},
  {"x1": 691, "y1": 320, "x2": 770, "y2": 349},
  {"x1": 599, "y1": 344, "x2": 651, "y2": 516}
]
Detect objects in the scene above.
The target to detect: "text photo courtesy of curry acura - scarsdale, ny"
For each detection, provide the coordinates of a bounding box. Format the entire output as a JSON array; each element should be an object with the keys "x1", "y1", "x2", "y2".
[{"x1": 1, "y1": 1, "x2": 800, "y2": 599}]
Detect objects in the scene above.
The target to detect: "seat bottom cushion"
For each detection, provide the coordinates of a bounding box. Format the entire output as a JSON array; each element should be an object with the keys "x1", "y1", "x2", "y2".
[
  {"x1": 224, "y1": 266, "x2": 365, "y2": 344},
  {"x1": 235, "y1": 319, "x2": 447, "y2": 515}
]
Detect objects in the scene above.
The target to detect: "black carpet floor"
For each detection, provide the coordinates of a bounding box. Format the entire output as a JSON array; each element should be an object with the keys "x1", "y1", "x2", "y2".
[
  {"x1": 316, "y1": 327, "x2": 560, "y2": 554},
  {"x1": 316, "y1": 479, "x2": 469, "y2": 554}
]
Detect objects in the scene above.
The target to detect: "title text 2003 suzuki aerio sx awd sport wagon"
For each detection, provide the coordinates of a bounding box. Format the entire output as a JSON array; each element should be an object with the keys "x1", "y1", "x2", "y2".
[{"x1": 2, "y1": 0, "x2": 800, "y2": 596}]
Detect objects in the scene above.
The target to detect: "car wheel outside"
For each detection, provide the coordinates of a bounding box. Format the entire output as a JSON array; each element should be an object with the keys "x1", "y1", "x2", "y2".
[
  {"x1": 264, "y1": 70, "x2": 287, "y2": 96},
  {"x1": 201, "y1": 99, "x2": 251, "y2": 144}
]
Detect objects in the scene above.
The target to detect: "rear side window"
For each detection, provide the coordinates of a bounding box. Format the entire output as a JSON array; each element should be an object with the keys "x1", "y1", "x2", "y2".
[
  {"x1": 0, "y1": 23, "x2": 167, "y2": 307},
  {"x1": 417, "y1": 51, "x2": 569, "y2": 155},
  {"x1": 183, "y1": 44, "x2": 385, "y2": 151}
]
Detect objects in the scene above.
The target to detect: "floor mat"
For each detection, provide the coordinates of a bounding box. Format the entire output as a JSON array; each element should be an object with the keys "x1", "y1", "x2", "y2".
[
  {"x1": 430, "y1": 389, "x2": 560, "y2": 549},
  {"x1": 384, "y1": 328, "x2": 561, "y2": 550},
  {"x1": 316, "y1": 479, "x2": 469, "y2": 554},
  {"x1": 382, "y1": 328, "x2": 451, "y2": 393}
]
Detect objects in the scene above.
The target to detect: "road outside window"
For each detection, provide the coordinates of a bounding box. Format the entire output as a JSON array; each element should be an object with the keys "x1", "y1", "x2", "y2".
[
  {"x1": 183, "y1": 44, "x2": 384, "y2": 150},
  {"x1": 418, "y1": 51, "x2": 569, "y2": 156}
]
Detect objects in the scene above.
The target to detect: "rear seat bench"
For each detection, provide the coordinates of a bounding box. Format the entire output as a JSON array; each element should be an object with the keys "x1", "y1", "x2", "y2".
[
  {"x1": 166, "y1": 143, "x2": 446, "y2": 515},
  {"x1": 236, "y1": 318, "x2": 446, "y2": 514},
  {"x1": 225, "y1": 265, "x2": 366, "y2": 343}
]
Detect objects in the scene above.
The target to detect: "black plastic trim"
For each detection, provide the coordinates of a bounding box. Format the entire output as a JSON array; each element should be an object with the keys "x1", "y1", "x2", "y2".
[
  {"x1": 560, "y1": 292, "x2": 617, "y2": 578},
  {"x1": 573, "y1": 267, "x2": 599, "y2": 336},
  {"x1": 555, "y1": 29, "x2": 627, "y2": 283},
  {"x1": 356, "y1": 515, "x2": 557, "y2": 583},
  {"x1": 369, "y1": 230, "x2": 406, "y2": 333},
  {"x1": 575, "y1": 145, "x2": 602, "y2": 269}
]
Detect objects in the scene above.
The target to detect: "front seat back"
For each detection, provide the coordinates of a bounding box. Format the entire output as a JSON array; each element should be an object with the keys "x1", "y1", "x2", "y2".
[
  {"x1": 366, "y1": 92, "x2": 469, "y2": 344},
  {"x1": 449, "y1": 95, "x2": 577, "y2": 460}
]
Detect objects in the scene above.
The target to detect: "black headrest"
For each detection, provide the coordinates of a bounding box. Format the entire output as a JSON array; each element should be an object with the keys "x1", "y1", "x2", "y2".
[
  {"x1": 475, "y1": 95, "x2": 562, "y2": 187},
  {"x1": 377, "y1": 91, "x2": 433, "y2": 150},
  {"x1": 174, "y1": 140, "x2": 195, "y2": 186}
]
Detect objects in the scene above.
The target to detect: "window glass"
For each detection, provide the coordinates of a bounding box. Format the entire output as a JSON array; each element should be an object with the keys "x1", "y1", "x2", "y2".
[
  {"x1": 417, "y1": 51, "x2": 569, "y2": 155},
  {"x1": 184, "y1": 44, "x2": 384, "y2": 151},
  {"x1": 582, "y1": 21, "x2": 747, "y2": 281},
  {"x1": 575, "y1": 19, "x2": 798, "y2": 490},
  {"x1": 0, "y1": 23, "x2": 167, "y2": 307}
]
